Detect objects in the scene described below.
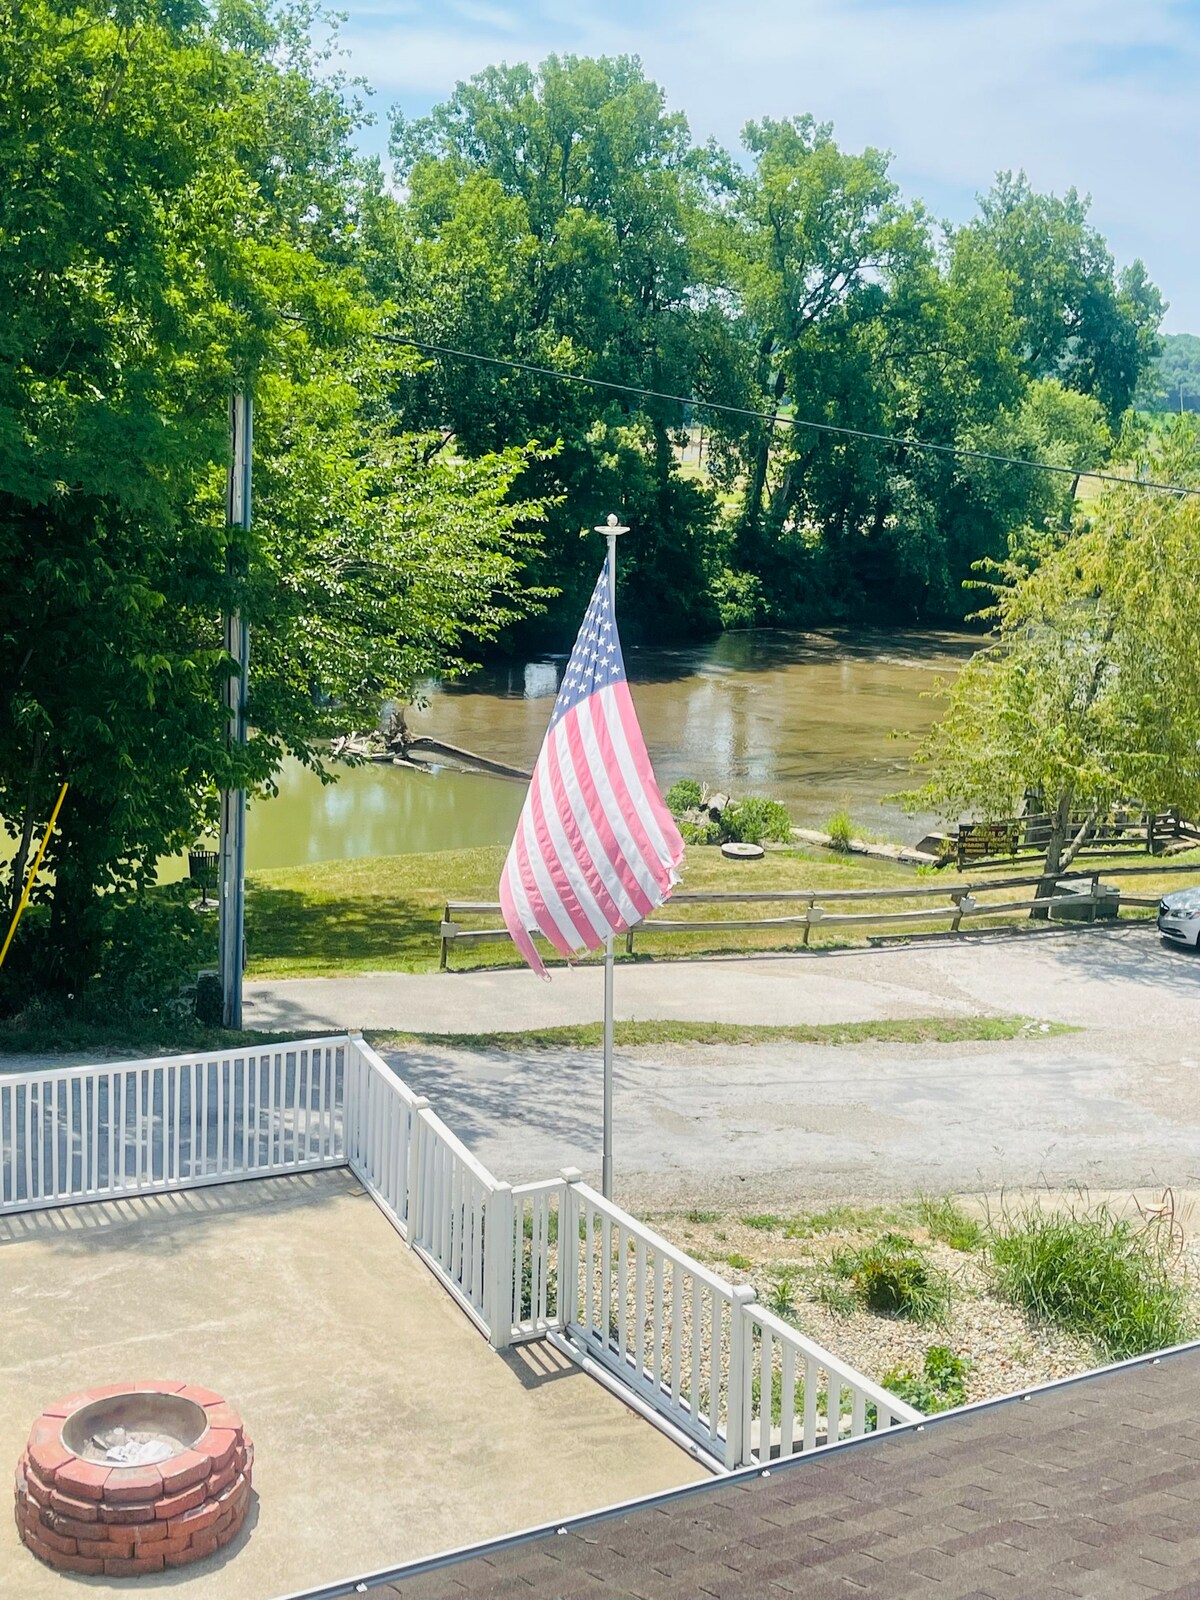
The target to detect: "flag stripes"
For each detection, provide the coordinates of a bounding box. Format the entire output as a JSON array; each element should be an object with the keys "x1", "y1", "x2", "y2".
[{"x1": 500, "y1": 560, "x2": 683, "y2": 977}]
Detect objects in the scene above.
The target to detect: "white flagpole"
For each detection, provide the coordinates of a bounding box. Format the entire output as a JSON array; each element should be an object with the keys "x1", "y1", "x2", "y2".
[{"x1": 597, "y1": 513, "x2": 628, "y2": 1200}]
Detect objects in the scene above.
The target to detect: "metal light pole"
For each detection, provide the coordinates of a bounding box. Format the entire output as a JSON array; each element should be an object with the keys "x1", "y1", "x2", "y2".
[
  {"x1": 596, "y1": 512, "x2": 628, "y2": 1200},
  {"x1": 218, "y1": 391, "x2": 252, "y2": 1028}
]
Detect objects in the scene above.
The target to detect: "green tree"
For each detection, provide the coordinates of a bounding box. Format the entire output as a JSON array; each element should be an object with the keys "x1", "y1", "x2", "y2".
[
  {"x1": 385, "y1": 55, "x2": 730, "y2": 643},
  {"x1": 907, "y1": 425, "x2": 1200, "y2": 894},
  {"x1": 1138, "y1": 332, "x2": 1200, "y2": 414},
  {"x1": 0, "y1": 0, "x2": 545, "y2": 995},
  {"x1": 965, "y1": 172, "x2": 1163, "y2": 423}
]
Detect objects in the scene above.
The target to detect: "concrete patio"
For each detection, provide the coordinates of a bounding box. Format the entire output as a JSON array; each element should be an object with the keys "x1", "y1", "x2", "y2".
[{"x1": 0, "y1": 1169, "x2": 704, "y2": 1599}]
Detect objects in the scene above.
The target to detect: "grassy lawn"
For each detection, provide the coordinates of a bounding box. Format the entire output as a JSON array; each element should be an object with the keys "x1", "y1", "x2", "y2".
[
  {"x1": 244, "y1": 840, "x2": 1200, "y2": 980},
  {"x1": 369, "y1": 1015, "x2": 1073, "y2": 1053}
]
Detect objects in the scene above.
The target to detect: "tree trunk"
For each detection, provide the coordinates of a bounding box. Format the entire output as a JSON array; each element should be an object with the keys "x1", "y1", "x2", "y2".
[{"x1": 1031, "y1": 790, "x2": 1073, "y2": 920}]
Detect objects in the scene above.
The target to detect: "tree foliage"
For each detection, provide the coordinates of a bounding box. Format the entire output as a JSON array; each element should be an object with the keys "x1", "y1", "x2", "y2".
[
  {"x1": 1138, "y1": 332, "x2": 1200, "y2": 414},
  {"x1": 906, "y1": 425, "x2": 1200, "y2": 874},
  {"x1": 0, "y1": 0, "x2": 546, "y2": 992},
  {"x1": 381, "y1": 61, "x2": 1161, "y2": 639}
]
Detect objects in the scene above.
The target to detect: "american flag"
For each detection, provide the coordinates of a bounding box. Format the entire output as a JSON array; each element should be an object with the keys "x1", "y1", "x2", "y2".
[{"x1": 500, "y1": 555, "x2": 684, "y2": 976}]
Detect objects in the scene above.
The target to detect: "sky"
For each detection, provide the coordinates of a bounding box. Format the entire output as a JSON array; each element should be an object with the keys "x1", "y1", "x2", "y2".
[{"x1": 334, "y1": 0, "x2": 1200, "y2": 332}]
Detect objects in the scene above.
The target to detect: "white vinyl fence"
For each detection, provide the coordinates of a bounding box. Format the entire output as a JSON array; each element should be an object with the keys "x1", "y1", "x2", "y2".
[
  {"x1": 1, "y1": 1035, "x2": 918, "y2": 1468},
  {"x1": 0, "y1": 1038, "x2": 346, "y2": 1213},
  {"x1": 500, "y1": 1170, "x2": 921, "y2": 1467}
]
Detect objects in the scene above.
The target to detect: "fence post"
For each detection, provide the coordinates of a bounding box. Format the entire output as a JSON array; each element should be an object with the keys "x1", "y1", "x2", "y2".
[
  {"x1": 726, "y1": 1283, "x2": 758, "y2": 1470},
  {"x1": 406, "y1": 1098, "x2": 430, "y2": 1248},
  {"x1": 560, "y1": 1167, "x2": 583, "y2": 1332},
  {"x1": 345, "y1": 1032, "x2": 364, "y2": 1167},
  {"x1": 485, "y1": 1180, "x2": 515, "y2": 1350}
]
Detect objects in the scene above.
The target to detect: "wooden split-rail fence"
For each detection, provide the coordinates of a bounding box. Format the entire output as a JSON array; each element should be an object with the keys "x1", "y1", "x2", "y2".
[
  {"x1": 439, "y1": 860, "x2": 1200, "y2": 969},
  {"x1": 953, "y1": 809, "x2": 1199, "y2": 870}
]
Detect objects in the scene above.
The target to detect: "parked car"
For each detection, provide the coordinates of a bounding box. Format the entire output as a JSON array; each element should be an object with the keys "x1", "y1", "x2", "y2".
[{"x1": 1158, "y1": 889, "x2": 1200, "y2": 948}]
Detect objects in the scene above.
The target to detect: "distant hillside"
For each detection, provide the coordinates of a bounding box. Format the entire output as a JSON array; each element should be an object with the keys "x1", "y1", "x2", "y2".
[{"x1": 1139, "y1": 331, "x2": 1200, "y2": 412}]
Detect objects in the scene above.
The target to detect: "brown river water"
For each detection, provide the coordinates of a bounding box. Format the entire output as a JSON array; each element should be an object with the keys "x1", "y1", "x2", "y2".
[{"x1": 229, "y1": 628, "x2": 977, "y2": 871}]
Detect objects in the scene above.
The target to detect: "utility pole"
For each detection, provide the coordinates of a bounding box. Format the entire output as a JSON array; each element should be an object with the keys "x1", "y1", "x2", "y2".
[{"x1": 218, "y1": 391, "x2": 252, "y2": 1028}]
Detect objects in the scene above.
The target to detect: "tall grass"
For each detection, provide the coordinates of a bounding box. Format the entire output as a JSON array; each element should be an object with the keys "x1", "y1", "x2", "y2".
[
  {"x1": 989, "y1": 1200, "x2": 1192, "y2": 1360},
  {"x1": 826, "y1": 810, "x2": 854, "y2": 852},
  {"x1": 833, "y1": 1233, "x2": 951, "y2": 1322},
  {"x1": 917, "y1": 1194, "x2": 983, "y2": 1252}
]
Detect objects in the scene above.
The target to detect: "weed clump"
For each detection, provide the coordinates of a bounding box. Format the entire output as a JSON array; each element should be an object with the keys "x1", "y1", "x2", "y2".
[
  {"x1": 768, "y1": 1270, "x2": 797, "y2": 1318},
  {"x1": 826, "y1": 810, "x2": 854, "y2": 852},
  {"x1": 917, "y1": 1195, "x2": 983, "y2": 1252},
  {"x1": 835, "y1": 1233, "x2": 950, "y2": 1322},
  {"x1": 989, "y1": 1200, "x2": 1192, "y2": 1360},
  {"x1": 722, "y1": 796, "x2": 793, "y2": 845},
  {"x1": 881, "y1": 1346, "x2": 970, "y2": 1413},
  {"x1": 665, "y1": 778, "x2": 703, "y2": 816}
]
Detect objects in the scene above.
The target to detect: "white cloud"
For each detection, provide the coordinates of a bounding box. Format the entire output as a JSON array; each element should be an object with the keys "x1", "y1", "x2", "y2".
[{"x1": 340, "y1": 0, "x2": 1200, "y2": 326}]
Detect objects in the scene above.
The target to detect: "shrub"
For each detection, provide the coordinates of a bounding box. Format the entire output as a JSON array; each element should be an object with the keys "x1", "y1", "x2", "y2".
[
  {"x1": 835, "y1": 1233, "x2": 951, "y2": 1322},
  {"x1": 917, "y1": 1195, "x2": 983, "y2": 1252},
  {"x1": 711, "y1": 567, "x2": 764, "y2": 630},
  {"x1": 727, "y1": 1252, "x2": 753, "y2": 1271},
  {"x1": 0, "y1": 884, "x2": 212, "y2": 1030},
  {"x1": 665, "y1": 778, "x2": 704, "y2": 816},
  {"x1": 881, "y1": 1346, "x2": 970, "y2": 1413},
  {"x1": 722, "y1": 795, "x2": 792, "y2": 846},
  {"x1": 989, "y1": 1201, "x2": 1192, "y2": 1360},
  {"x1": 826, "y1": 810, "x2": 854, "y2": 852},
  {"x1": 680, "y1": 819, "x2": 721, "y2": 846}
]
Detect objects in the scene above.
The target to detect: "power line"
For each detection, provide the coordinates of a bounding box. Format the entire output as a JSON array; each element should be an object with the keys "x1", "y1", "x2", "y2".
[{"x1": 372, "y1": 327, "x2": 1199, "y2": 499}]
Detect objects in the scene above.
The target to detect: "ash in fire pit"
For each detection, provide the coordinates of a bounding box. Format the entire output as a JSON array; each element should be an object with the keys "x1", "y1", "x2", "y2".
[
  {"x1": 16, "y1": 1382, "x2": 253, "y2": 1577},
  {"x1": 63, "y1": 1391, "x2": 207, "y2": 1466}
]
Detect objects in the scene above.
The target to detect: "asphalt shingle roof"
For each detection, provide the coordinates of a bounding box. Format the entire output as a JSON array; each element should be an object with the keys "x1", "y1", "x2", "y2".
[{"x1": 356, "y1": 1345, "x2": 1200, "y2": 1600}]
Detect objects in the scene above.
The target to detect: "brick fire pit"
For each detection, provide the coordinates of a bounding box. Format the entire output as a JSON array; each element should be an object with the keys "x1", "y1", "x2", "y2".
[{"x1": 14, "y1": 1382, "x2": 253, "y2": 1577}]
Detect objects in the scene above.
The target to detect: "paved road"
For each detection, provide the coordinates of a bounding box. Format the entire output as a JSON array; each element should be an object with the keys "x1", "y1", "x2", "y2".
[{"x1": 249, "y1": 924, "x2": 1200, "y2": 1208}]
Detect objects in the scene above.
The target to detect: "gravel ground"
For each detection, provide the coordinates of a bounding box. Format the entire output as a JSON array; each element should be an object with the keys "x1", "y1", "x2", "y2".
[{"x1": 644, "y1": 1199, "x2": 1200, "y2": 1406}]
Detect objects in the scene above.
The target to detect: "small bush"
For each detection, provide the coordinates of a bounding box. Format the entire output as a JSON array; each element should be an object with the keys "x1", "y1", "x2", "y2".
[
  {"x1": 917, "y1": 1195, "x2": 983, "y2": 1252},
  {"x1": 0, "y1": 885, "x2": 213, "y2": 1031},
  {"x1": 680, "y1": 819, "x2": 722, "y2": 846},
  {"x1": 881, "y1": 1346, "x2": 970, "y2": 1413},
  {"x1": 826, "y1": 810, "x2": 854, "y2": 852},
  {"x1": 836, "y1": 1233, "x2": 951, "y2": 1322},
  {"x1": 768, "y1": 1270, "x2": 797, "y2": 1319},
  {"x1": 665, "y1": 778, "x2": 703, "y2": 816},
  {"x1": 711, "y1": 567, "x2": 764, "y2": 630},
  {"x1": 727, "y1": 1252, "x2": 753, "y2": 1272},
  {"x1": 722, "y1": 796, "x2": 792, "y2": 846},
  {"x1": 685, "y1": 1208, "x2": 719, "y2": 1225},
  {"x1": 742, "y1": 1214, "x2": 785, "y2": 1231},
  {"x1": 989, "y1": 1201, "x2": 1192, "y2": 1360}
]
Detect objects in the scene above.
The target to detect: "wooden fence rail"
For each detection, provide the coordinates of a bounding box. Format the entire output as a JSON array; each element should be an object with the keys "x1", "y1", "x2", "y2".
[
  {"x1": 953, "y1": 809, "x2": 1198, "y2": 869},
  {"x1": 439, "y1": 861, "x2": 1200, "y2": 968}
]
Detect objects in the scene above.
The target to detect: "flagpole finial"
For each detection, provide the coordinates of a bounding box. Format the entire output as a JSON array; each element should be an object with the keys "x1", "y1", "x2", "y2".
[{"x1": 595, "y1": 513, "x2": 629, "y2": 536}]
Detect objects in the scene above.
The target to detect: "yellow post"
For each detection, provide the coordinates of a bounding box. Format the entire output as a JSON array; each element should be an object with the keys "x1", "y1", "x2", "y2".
[{"x1": 0, "y1": 782, "x2": 69, "y2": 971}]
